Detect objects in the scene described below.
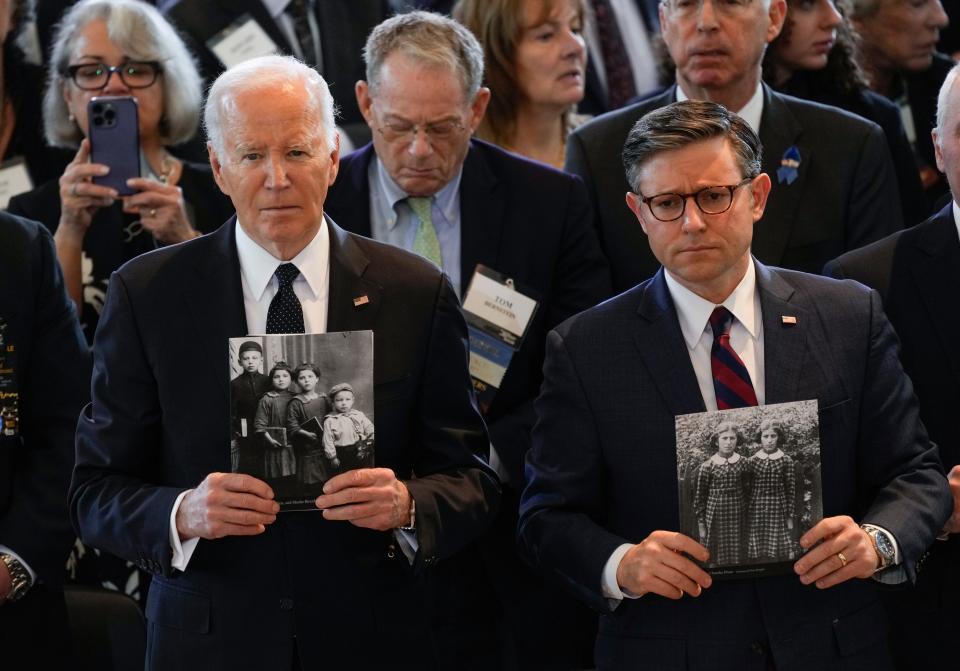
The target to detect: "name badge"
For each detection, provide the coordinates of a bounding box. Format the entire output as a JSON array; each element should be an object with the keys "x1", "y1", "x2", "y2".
[
  {"x1": 0, "y1": 158, "x2": 33, "y2": 209},
  {"x1": 0, "y1": 318, "x2": 19, "y2": 438},
  {"x1": 461, "y1": 266, "x2": 539, "y2": 412},
  {"x1": 207, "y1": 14, "x2": 280, "y2": 69}
]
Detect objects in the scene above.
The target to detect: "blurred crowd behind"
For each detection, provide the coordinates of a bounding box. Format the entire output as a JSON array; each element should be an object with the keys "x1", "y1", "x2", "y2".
[{"x1": 1, "y1": 0, "x2": 958, "y2": 669}]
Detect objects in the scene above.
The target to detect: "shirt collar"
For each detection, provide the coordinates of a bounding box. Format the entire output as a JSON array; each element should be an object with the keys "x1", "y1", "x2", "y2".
[
  {"x1": 263, "y1": 0, "x2": 291, "y2": 19},
  {"x1": 675, "y1": 80, "x2": 764, "y2": 134},
  {"x1": 952, "y1": 200, "x2": 960, "y2": 241},
  {"x1": 234, "y1": 216, "x2": 329, "y2": 301},
  {"x1": 710, "y1": 452, "x2": 742, "y2": 465},
  {"x1": 373, "y1": 156, "x2": 463, "y2": 230},
  {"x1": 754, "y1": 449, "x2": 785, "y2": 460},
  {"x1": 664, "y1": 258, "x2": 760, "y2": 350}
]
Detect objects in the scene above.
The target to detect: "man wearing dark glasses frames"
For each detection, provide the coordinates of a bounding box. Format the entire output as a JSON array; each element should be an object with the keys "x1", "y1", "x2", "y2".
[{"x1": 520, "y1": 100, "x2": 950, "y2": 671}]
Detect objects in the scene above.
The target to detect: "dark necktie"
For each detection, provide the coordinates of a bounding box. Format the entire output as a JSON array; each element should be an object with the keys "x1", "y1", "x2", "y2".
[
  {"x1": 709, "y1": 306, "x2": 758, "y2": 409},
  {"x1": 287, "y1": 0, "x2": 319, "y2": 69},
  {"x1": 266, "y1": 263, "x2": 305, "y2": 334},
  {"x1": 592, "y1": 0, "x2": 637, "y2": 109}
]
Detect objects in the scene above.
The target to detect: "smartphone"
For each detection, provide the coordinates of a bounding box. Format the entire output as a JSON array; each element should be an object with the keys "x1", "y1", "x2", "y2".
[{"x1": 88, "y1": 96, "x2": 140, "y2": 196}]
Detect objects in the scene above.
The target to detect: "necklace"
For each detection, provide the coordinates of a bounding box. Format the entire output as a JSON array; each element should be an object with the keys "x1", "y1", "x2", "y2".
[{"x1": 158, "y1": 153, "x2": 175, "y2": 185}]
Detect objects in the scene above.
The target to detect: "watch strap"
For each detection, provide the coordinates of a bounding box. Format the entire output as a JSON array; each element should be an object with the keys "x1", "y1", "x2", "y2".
[
  {"x1": 0, "y1": 552, "x2": 32, "y2": 602},
  {"x1": 399, "y1": 498, "x2": 416, "y2": 532},
  {"x1": 861, "y1": 524, "x2": 897, "y2": 571}
]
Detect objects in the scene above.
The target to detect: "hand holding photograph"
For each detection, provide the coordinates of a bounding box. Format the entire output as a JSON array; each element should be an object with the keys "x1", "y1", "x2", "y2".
[
  {"x1": 229, "y1": 331, "x2": 374, "y2": 510},
  {"x1": 675, "y1": 400, "x2": 822, "y2": 578}
]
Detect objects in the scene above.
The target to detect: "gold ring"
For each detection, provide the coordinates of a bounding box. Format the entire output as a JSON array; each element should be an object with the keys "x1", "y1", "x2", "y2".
[
  {"x1": 149, "y1": 208, "x2": 157, "y2": 217},
  {"x1": 70, "y1": 183, "x2": 79, "y2": 198},
  {"x1": 837, "y1": 552, "x2": 848, "y2": 567}
]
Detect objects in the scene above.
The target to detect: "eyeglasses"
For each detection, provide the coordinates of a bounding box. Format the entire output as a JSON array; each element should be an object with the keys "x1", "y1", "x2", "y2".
[
  {"x1": 376, "y1": 118, "x2": 466, "y2": 145},
  {"x1": 638, "y1": 178, "x2": 754, "y2": 222},
  {"x1": 661, "y1": 0, "x2": 756, "y2": 17},
  {"x1": 64, "y1": 61, "x2": 163, "y2": 90}
]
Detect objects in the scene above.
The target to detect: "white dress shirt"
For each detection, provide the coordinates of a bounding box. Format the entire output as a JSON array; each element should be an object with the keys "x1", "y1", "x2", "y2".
[
  {"x1": 676, "y1": 80, "x2": 764, "y2": 134},
  {"x1": 169, "y1": 219, "x2": 331, "y2": 571}
]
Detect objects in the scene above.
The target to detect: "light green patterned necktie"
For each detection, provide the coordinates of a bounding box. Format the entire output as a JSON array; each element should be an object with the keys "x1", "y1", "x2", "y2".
[{"x1": 407, "y1": 196, "x2": 442, "y2": 268}]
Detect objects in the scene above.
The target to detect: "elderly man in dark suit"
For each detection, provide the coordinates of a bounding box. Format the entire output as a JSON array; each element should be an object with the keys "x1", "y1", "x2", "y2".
[
  {"x1": 566, "y1": 0, "x2": 904, "y2": 293},
  {"x1": 0, "y1": 212, "x2": 90, "y2": 665},
  {"x1": 69, "y1": 55, "x2": 499, "y2": 670},
  {"x1": 823, "y1": 62, "x2": 960, "y2": 671},
  {"x1": 324, "y1": 11, "x2": 612, "y2": 670},
  {"x1": 520, "y1": 101, "x2": 950, "y2": 670}
]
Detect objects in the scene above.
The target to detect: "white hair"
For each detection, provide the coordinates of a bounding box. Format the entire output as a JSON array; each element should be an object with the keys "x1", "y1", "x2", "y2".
[
  {"x1": 936, "y1": 63, "x2": 960, "y2": 137},
  {"x1": 204, "y1": 55, "x2": 337, "y2": 157},
  {"x1": 44, "y1": 0, "x2": 202, "y2": 148}
]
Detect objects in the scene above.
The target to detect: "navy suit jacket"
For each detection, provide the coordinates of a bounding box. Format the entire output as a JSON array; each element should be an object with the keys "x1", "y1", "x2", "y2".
[
  {"x1": 824, "y1": 204, "x2": 960, "y2": 668},
  {"x1": 69, "y1": 218, "x2": 499, "y2": 670},
  {"x1": 325, "y1": 140, "x2": 613, "y2": 485},
  {"x1": 0, "y1": 213, "x2": 88, "y2": 656},
  {"x1": 519, "y1": 261, "x2": 950, "y2": 670},
  {"x1": 566, "y1": 84, "x2": 905, "y2": 293}
]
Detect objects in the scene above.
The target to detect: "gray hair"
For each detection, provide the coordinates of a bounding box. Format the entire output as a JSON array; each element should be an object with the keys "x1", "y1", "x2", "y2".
[
  {"x1": 44, "y1": 0, "x2": 202, "y2": 148},
  {"x1": 936, "y1": 63, "x2": 960, "y2": 135},
  {"x1": 204, "y1": 55, "x2": 337, "y2": 157},
  {"x1": 363, "y1": 10, "x2": 484, "y2": 101},
  {"x1": 622, "y1": 101, "x2": 763, "y2": 193},
  {"x1": 847, "y1": 0, "x2": 882, "y2": 18}
]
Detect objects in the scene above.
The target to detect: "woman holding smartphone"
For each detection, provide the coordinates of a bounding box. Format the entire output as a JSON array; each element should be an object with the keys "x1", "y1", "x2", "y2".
[{"x1": 6, "y1": 0, "x2": 232, "y2": 341}]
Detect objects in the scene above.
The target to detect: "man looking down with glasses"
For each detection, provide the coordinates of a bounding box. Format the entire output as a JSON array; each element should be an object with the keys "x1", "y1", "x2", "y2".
[
  {"x1": 7, "y1": 0, "x2": 233, "y2": 342},
  {"x1": 519, "y1": 100, "x2": 950, "y2": 670},
  {"x1": 565, "y1": 0, "x2": 904, "y2": 294},
  {"x1": 324, "y1": 11, "x2": 612, "y2": 670}
]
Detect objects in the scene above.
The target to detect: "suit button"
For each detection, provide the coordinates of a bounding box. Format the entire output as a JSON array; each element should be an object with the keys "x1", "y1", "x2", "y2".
[
  {"x1": 750, "y1": 641, "x2": 766, "y2": 655},
  {"x1": 279, "y1": 598, "x2": 294, "y2": 611}
]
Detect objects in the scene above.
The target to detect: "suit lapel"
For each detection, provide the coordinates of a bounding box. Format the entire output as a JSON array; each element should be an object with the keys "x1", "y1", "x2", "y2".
[
  {"x1": 909, "y1": 209, "x2": 960, "y2": 383},
  {"x1": 633, "y1": 271, "x2": 706, "y2": 416},
  {"x1": 182, "y1": 220, "x2": 247, "y2": 399},
  {"x1": 326, "y1": 217, "x2": 383, "y2": 334},
  {"x1": 328, "y1": 145, "x2": 375, "y2": 236},
  {"x1": 458, "y1": 142, "x2": 506, "y2": 295},
  {"x1": 753, "y1": 87, "x2": 806, "y2": 266},
  {"x1": 755, "y1": 263, "x2": 812, "y2": 404}
]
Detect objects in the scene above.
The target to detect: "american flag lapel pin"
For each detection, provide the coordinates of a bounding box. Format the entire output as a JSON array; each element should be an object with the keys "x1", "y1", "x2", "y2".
[
  {"x1": 781, "y1": 315, "x2": 797, "y2": 325},
  {"x1": 353, "y1": 295, "x2": 370, "y2": 307}
]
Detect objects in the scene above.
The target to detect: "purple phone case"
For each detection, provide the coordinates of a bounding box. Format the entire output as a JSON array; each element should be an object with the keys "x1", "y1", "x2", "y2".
[{"x1": 89, "y1": 96, "x2": 140, "y2": 196}]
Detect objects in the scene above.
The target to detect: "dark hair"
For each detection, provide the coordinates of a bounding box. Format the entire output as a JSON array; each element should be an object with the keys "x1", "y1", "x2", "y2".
[
  {"x1": 758, "y1": 418, "x2": 788, "y2": 444},
  {"x1": 268, "y1": 361, "x2": 293, "y2": 379},
  {"x1": 762, "y1": 0, "x2": 868, "y2": 97},
  {"x1": 293, "y1": 363, "x2": 321, "y2": 380},
  {"x1": 4, "y1": 1, "x2": 35, "y2": 103},
  {"x1": 453, "y1": 0, "x2": 586, "y2": 147},
  {"x1": 710, "y1": 421, "x2": 745, "y2": 451},
  {"x1": 622, "y1": 101, "x2": 763, "y2": 193}
]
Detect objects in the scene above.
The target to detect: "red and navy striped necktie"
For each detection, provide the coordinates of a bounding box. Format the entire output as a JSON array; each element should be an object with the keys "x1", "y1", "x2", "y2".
[{"x1": 709, "y1": 306, "x2": 758, "y2": 409}]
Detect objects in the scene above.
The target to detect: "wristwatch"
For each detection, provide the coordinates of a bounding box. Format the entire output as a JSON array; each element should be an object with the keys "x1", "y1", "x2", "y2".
[
  {"x1": 861, "y1": 525, "x2": 897, "y2": 572},
  {"x1": 0, "y1": 553, "x2": 32, "y2": 602},
  {"x1": 399, "y1": 498, "x2": 416, "y2": 532}
]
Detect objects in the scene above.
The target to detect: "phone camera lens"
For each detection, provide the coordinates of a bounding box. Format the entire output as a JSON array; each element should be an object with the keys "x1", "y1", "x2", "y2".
[
  {"x1": 92, "y1": 103, "x2": 103, "y2": 114},
  {"x1": 104, "y1": 109, "x2": 116, "y2": 121}
]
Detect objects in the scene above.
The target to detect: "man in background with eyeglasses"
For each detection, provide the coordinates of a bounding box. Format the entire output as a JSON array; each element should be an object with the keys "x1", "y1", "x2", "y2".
[
  {"x1": 566, "y1": 0, "x2": 905, "y2": 294},
  {"x1": 324, "y1": 11, "x2": 612, "y2": 671},
  {"x1": 520, "y1": 100, "x2": 950, "y2": 670}
]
